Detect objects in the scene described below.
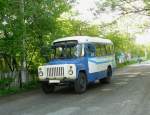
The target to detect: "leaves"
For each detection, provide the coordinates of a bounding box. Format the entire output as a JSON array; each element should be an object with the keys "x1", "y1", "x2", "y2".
[{"x1": 0, "y1": 0, "x2": 72, "y2": 71}]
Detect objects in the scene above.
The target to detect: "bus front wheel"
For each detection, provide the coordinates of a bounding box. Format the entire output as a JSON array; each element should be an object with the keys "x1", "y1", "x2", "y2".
[{"x1": 74, "y1": 72, "x2": 87, "y2": 94}]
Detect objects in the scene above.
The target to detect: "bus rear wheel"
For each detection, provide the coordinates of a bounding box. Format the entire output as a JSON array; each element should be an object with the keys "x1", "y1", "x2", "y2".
[
  {"x1": 74, "y1": 72, "x2": 87, "y2": 94},
  {"x1": 41, "y1": 82, "x2": 55, "y2": 94},
  {"x1": 100, "y1": 67, "x2": 112, "y2": 84}
]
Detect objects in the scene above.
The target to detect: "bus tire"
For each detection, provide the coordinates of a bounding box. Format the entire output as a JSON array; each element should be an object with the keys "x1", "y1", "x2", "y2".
[
  {"x1": 100, "y1": 67, "x2": 112, "y2": 84},
  {"x1": 74, "y1": 72, "x2": 87, "y2": 94},
  {"x1": 41, "y1": 82, "x2": 55, "y2": 94}
]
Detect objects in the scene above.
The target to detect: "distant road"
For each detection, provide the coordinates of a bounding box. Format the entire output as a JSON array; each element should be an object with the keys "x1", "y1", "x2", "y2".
[{"x1": 0, "y1": 61, "x2": 150, "y2": 115}]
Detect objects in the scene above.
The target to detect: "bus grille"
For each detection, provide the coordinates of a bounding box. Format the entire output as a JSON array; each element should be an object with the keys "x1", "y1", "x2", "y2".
[{"x1": 47, "y1": 67, "x2": 64, "y2": 77}]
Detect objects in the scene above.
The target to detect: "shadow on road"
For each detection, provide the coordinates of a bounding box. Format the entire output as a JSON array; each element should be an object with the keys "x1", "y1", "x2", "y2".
[{"x1": 50, "y1": 82, "x2": 109, "y2": 95}]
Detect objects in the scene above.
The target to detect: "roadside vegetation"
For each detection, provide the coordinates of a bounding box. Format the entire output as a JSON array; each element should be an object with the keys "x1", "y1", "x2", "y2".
[
  {"x1": 0, "y1": 80, "x2": 39, "y2": 96},
  {"x1": 117, "y1": 60, "x2": 137, "y2": 68},
  {"x1": 0, "y1": 0, "x2": 150, "y2": 96}
]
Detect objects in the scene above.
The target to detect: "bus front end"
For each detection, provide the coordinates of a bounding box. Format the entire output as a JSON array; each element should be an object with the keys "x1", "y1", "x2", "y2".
[
  {"x1": 38, "y1": 64, "x2": 76, "y2": 83},
  {"x1": 38, "y1": 40, "x2": 87, "y2": 94}
]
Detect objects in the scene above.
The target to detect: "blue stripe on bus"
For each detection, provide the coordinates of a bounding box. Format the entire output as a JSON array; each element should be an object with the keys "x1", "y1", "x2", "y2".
[{"x1": 88, "y1": 59, "x2": 113, "y2": 64}]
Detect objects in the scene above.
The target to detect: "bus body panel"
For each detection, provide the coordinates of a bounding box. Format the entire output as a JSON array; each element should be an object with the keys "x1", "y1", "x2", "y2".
[{"x1": 87, "y1": 55, "x2": 115, "y2": 82}]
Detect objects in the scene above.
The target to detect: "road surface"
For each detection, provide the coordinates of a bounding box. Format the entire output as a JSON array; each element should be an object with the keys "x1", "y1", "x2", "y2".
[{"x1": 0, "y1": 62, "x2": 150, "y2": 115}]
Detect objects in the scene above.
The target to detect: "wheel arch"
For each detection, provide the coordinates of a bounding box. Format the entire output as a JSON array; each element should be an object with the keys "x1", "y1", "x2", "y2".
[
  {"x1": 107, "y1": 65, "x2": 113, "y2": 77},
  {"x1": 78, "y1": 70, "x2": 87, "y2": 77},
  {"x1": 107, "y1": 65, "x2": 112, "y2": 71}
]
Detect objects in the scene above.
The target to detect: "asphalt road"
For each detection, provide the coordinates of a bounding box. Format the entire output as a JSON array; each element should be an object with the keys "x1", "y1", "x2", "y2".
[{"x1": 1, "y1": 62, "x2": 150, "y2": 115}]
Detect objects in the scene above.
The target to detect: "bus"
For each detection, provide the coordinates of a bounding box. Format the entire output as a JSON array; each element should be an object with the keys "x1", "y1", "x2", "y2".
[{"x1": 38, "y1": 36, "x2": 116, "y2": 94}]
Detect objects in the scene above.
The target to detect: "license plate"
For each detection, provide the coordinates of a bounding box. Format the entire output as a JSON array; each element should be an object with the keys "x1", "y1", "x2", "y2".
[{"x1": 49, "y1": 80, "x2": 60, "y2": 83}]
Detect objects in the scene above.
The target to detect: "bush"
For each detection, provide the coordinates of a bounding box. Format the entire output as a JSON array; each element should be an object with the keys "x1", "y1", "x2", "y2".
[
  {"x1": 117, "y1": 60, "x2": 137, "y2": 68},
  {"x1": 0, "y1": 77, "x2": 14, "y2": 89}
]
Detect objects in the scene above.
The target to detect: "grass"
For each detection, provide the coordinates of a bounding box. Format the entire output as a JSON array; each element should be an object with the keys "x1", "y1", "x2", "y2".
[
  {"x1": 0, "y1": 81, "x2": 40, "y2": 97},
  {"x1": 117, "y1": 60, "x2": 137, "y2": 68}
]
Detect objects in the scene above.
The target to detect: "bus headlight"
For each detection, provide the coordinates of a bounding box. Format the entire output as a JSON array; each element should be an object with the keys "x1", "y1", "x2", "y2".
[
  {"x1": 38, "y1": 71, "x2": 43, "y2": 76},
  {"x1": 68, "y1": 66, "x2": 73, "y2": 75},
  {"x1": 38, "y1": 67, "x2": 43, "y2": 76},
  {"x1": 68, "y1": 70, "x2": 73, "y2": 75}
]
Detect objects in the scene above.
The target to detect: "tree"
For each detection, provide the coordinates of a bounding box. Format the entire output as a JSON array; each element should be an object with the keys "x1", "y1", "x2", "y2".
[
  {"x1": 105, "y1": 32, "x2": 134, "y2": 53},
  {"x1": 0, "y1": 0, "x2": 72, "y2": 73}
]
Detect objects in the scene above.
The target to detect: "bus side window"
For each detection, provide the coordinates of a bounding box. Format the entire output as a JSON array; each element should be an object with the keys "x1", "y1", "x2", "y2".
[
  {"x1": 109, "y1": 45, "x2": 114, "y2": 54},
  {"x1": 111, "y1": 45, "x2": 115, "y2": 54},
  {"x1": 86, "y1": 44, "x2": 96, "y2": 57},
  {"x1": 100, "y1": 45, "x2": 106, "y2": 56},
  {"x1": 96, "y1": 44, "x2": 101, "y2": 56},
  {"x1": 105, "y1": 45, "x2": 114, "y2": 55},
  {"x1": 105, "y1": 45, "x2": 111, "y2": 55}
]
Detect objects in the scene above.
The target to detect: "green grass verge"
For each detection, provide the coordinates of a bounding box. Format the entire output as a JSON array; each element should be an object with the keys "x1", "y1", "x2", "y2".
[
  {"x1": 117, "y1": 60, "x2": 137, "y2": 68},
  {"x1": 0, "y1": 81, "x2": 40, "y2": 97}
]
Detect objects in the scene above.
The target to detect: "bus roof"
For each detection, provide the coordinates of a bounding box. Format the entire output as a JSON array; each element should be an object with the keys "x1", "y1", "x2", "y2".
[{"x1": 52, "y1": 36, "x2": 113, "y2": 45}]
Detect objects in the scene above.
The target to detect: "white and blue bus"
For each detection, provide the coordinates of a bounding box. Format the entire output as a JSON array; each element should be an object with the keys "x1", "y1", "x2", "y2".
[{"x1": 38, "y1": 36, "x2": 116, "y2": 93}]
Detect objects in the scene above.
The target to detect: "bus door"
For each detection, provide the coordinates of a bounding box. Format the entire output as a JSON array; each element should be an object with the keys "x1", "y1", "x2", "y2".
[{"x1": 85, "y1": 44, "x2": 98, "y2": 81}]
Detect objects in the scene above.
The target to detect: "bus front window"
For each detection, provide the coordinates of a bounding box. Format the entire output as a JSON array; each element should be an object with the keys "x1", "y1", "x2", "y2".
[{"x1": 51, "y1": 43, "x2": 82, "y2": 59}]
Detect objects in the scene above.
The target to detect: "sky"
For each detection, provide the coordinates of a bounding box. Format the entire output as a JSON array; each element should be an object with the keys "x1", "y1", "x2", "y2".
[
  {"x1": 72, "y1": 0, "x2": 96, "y2": 21},
  {"x1": 136, "y1": 30, "x2": 150, "y2": 45},
  {"x1": 73, "y1": 0, "x2": 150, "y2": 45},
  {"x1": 73, "y1": 0, "x2": 119, "y2": 23}
]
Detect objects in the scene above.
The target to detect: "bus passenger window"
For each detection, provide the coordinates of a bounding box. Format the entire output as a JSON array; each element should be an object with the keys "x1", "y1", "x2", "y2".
[
  {"x1": 108, "y1": 45, "x2": 114, "y2": 54},
  {"x1": 86, "y1": 44, "x2": 96, "y2": 57},
  {"x1": 96, "y1": 44, "x2": 101, "y2": 56},
  {"x1": 105, "y1": 45, "x2": 111, "y2": 55},
  {"x1": 100, "y1": 45, "x2": 106, "y2": 56}
]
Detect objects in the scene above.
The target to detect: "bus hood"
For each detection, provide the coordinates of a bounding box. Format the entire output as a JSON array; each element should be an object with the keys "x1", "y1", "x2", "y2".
[{"x1": 47, "y1": 58, "x2": 85, "y2": 65}]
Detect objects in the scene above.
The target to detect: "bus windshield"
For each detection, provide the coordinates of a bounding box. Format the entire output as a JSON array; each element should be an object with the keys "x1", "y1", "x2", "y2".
[{"x1": 51, "y1": 41, "x2": 82, "y2": 59}]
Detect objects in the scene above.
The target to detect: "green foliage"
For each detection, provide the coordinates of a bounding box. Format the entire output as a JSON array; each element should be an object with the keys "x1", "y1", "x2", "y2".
[
  {"x1": 144, "y1": 0, "x2": 150, "y2": 16},
  {"x1": 0, "y1": 77, "x2": 14, "y2": 89},
  {"x1": 55, "y1": 19, "x2": 100, "y2": 38},
  {"x1": 0, "y1": 80, "x2": 39, "y2": 96},
  {"x1": 22, "y1": 80, "x2": 39, "y2": 89},
  {"x1": 105, "y1": 32, "x2": 134, "y2": 52},
  {"x1": 0, "y1": 87, "x2": 19, "y2": 96},
  {"x1": 130, "y1": 45, "x2": 145, "y2": 57},
  {"x1": 117, "y1": 60, "x2": 137, "y2": 68},
  {"x1": 104, "y1": 32, "x2": 146, "y2": 58},
  {"x1": 145, "y1": 45, "x2": 150, "y2": 59},
  {"x1": 68, "y1": 20, "x2": 100, "y2": 36},
  {"x1": 0, "y1": 0, "x2": 72, "y2": 72},
  {"x1": 102, "y1": 0, "x2": 120, "y2": 10}
]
